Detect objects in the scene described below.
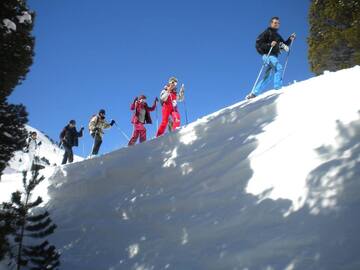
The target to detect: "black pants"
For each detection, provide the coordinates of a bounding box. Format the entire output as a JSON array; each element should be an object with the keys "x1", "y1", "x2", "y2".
[
  {"x1": 91, "y1": 133, "x2": 102, "y2": 155},
  {"x1": 62, "y1": 143, "x2": 74, "y2": 164}
]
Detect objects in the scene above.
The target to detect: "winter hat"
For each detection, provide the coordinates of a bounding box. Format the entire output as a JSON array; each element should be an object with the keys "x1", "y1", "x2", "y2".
[
  {"x1": 99, "y1": 109, "x2": 106, "y2": 115},
  {"x1": 139, "y1": 94, "x2": 146, "y2": 100},
  {"x1": 69, "y1": 120, "x2": 76, "y2": 125},
  {"x1": 168, "y1": 77, "x2": 178, "y2": 83}
]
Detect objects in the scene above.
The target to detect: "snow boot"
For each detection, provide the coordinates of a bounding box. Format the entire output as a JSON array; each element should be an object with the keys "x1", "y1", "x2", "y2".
[{"x1": 246, "y1": 93, "x2": 257, "y2": 100}]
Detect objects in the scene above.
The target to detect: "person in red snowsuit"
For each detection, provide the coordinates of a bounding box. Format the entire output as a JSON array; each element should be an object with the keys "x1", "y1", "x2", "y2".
[
  {"x1": 156, "y1": 77, "x2": 185, "y2": 137},
  {"x1": 128, "y1": 95, "x2": 158, "y2": 146}
]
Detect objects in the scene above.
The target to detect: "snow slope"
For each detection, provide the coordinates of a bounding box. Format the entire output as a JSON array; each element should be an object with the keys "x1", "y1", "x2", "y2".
[
  {"x1": 3, "y1": 67, "x2": 360, "y2": 270},
  {"x1": 0, "y1": 125, "x2": 82, "y2": 203}
]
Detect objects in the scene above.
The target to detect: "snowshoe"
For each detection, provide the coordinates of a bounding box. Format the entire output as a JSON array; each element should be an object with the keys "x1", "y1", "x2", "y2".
[{"x1": 246, "y1": 93, "x2": 257, "y2": 100}]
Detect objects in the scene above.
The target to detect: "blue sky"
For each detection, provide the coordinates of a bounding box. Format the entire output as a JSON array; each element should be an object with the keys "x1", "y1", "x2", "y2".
[{"x1": 10, "y1": 0, "x2": 312, "y2": 156}]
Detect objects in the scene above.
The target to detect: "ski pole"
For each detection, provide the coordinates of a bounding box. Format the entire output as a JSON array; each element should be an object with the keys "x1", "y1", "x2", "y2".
[
  {"x1": 183, "y1": 98, "x2": 189, "y2": 125},
  {"x1": 82, "y1": 142, "x2": 85, "y2": 158},
  {"x1": 180, "y1": 84, "x2": 188, "y2": 125},
  {"x1": 250, "y1": 45, "x2": 274, "y2": 94},
  {"x1": 154, "y1": 103, "x2": 159, "y2": 138},
  {"x1": 282, "y1": 39, "x2": 294, "y2": 81},
  {"x1": 155, "y1": 103, "x2": 159, "y2": 131},
  {"x1": 114, "y1": 123, "x2": 130, "y2": 141}
]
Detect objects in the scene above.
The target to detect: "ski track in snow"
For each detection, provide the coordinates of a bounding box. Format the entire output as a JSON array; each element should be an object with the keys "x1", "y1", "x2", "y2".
[{"x1": 1, "y1": 67, "x2": 360, "y2": 270}]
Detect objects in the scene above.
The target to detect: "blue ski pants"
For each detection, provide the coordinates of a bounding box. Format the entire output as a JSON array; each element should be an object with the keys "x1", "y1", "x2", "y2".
[{"x1": 252, "y1": 55, "x2": 283, "y2": 96}]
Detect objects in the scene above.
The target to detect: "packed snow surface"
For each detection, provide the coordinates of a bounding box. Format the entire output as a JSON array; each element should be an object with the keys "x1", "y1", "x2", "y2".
[{"x1": 2, "y1": 67, "x2": 360, "y2": 269}]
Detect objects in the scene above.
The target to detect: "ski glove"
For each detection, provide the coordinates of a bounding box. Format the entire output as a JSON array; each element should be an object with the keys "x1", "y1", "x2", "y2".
[
  {"x1": 180, "y1": 84, "x2": 185, "y2": 95},
  {"x1": 178, "y1": 84, "x2": 185, "y2": 102},
  {"x1": 37, "y1": 141, "x2": 42, "y2": 146},
  {"x1": 110, "y1": 120, "x2": 116, "y2": 126},
  {"x1": 279, "y1": 42, "x2": 289, "y2": 52}
]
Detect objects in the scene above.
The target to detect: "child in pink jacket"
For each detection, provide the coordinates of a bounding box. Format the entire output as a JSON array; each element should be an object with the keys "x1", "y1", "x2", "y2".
[{"x1": 128, "y1": 95, "x2": 158, "y2": 146}]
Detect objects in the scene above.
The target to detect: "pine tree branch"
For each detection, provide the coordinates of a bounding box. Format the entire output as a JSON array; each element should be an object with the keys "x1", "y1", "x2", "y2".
[
  {"x1": 26, "y1": 211, "x2": 49, "y2": 222},
  {"x1": 27, "y1": 224, "x2": 57, "y2": 239},
  {"x1": 25, "y1": 217, "x2": 52, "y2": 232}
]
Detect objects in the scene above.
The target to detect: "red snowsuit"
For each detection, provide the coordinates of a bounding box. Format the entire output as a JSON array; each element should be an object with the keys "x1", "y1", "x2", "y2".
[
  {"x1": 156, "y1": 86, "x2": 182, "y2": 137},
  {"x1": 128, "y1": 100, "x2": 156, "y2": 146}
]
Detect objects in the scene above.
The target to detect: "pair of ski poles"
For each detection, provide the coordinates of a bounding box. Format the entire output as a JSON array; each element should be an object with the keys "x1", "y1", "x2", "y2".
[{"x1": 250, "y1": 39, "x2": 294, "y2": 94}]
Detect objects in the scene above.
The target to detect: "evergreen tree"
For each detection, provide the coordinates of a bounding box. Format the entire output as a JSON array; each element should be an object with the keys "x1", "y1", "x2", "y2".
[
  {"x1": 0, "y1": 102, "x2": 28, "y2": 177},
  {"x1": 0, "y1": 0, "x2": 35, "y2": 99},
  {"x1": 0, "y1": 168, "x2": 60, "y2": 270},
  {"x1": 308, "y1": 0, "x2": 360, "y2": 75},
  {"x1": 0, "y1": 209, "x2": 15, "y2": 261},
  {"x1": 0, "y1": 0, "x2": 35, "y2": 176}
]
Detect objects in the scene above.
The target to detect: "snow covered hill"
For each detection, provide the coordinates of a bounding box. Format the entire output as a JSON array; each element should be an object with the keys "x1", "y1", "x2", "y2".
[
  {"x1": 3, "y1": 67, "x2": 360, "y2": 270},
  {"x1": 0, "y1": 125, "x2": 82, "y2": 203}
]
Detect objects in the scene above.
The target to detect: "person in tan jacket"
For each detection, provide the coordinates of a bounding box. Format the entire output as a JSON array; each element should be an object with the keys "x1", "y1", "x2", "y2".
[{"x1": 88, "y1": 109, "x2": 115, "y2": 155}]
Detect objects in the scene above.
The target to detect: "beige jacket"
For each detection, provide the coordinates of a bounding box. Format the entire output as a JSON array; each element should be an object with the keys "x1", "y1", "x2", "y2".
[{"x1": 88, "y1": 115, "x2": 112, "y2": 137}]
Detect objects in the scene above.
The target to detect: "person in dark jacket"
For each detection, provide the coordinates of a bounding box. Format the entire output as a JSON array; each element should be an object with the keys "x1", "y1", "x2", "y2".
[
  {"x1": 247, "y1": 17, "x2": 296, "y2": 99},
  {"x1": 60, "y1": 120, "x2": 84, "y2": 164},
  {"x1": 128, "y1": 95, "x2": 158, "y2": 146}
]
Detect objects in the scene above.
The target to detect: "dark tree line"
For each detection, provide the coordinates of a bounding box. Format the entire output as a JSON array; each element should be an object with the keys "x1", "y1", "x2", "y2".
[
  {"x1": 0, "y1": 0, "x2": 35, "y2": 177},
  {"x1": 308, "y1": 0, "x2": 360, "y2": 75}
]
